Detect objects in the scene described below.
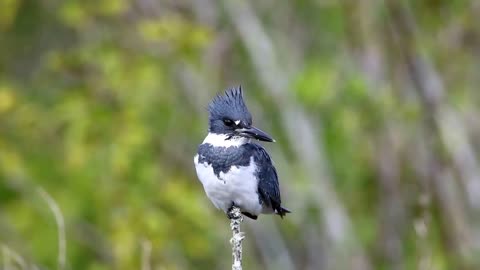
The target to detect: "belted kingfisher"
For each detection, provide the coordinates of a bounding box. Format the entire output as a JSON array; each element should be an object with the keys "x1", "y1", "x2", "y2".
[{"x1": 194, "y1": 86, "x2": 290, "y2": 220}]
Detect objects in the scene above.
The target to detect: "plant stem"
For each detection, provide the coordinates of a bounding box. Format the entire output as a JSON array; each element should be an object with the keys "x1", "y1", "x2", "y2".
[{"x1": 229, "y1": 206, "x2": 244, "y2": 270}]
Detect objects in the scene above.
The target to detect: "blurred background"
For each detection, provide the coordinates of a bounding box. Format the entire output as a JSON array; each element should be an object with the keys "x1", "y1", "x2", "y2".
[{"x1": 1, "y1": 0, "x2": 480, "y2": 269}]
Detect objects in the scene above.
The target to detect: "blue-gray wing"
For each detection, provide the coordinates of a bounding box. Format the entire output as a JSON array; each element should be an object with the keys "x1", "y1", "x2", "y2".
[{"x1": 251, "y1": 144, "x2": 290, "y2": 217}]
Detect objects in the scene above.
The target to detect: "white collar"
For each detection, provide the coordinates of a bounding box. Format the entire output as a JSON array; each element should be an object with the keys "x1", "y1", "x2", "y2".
[{"x1": 202, "y1": 133, "x2": 250, "y2": 147}]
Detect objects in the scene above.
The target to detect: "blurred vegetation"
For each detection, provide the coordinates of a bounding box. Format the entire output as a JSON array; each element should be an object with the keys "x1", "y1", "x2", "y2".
[{"x1": 1, "y1": 0, "x2": 480, "y2": 269}]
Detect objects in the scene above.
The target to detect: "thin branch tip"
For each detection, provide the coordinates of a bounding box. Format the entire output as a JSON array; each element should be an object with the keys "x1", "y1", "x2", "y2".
[{"x1": 229, "y1": 206, "x2": 244, "y2": 270}]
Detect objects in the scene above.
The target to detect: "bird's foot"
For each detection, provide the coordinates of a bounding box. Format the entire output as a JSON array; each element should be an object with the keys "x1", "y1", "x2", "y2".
[{"x1": 241, "y1": 212, "x2": 258, "y2": 220}]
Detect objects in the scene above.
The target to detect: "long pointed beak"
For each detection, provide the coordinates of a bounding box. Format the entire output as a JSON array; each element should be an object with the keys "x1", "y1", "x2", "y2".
[{"x1": 237, "y1": 126, "x2": 275, "y2": 142}]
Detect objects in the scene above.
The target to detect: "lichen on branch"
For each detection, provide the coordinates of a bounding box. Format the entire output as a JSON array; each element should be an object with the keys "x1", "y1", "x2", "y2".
[{"x1": 229, "y1": 206, "x2": 244, "y2": 270}]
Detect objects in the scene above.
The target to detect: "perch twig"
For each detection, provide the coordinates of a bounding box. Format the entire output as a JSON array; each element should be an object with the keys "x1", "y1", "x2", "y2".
[{"x1": 229, "y1": 206, "x2": 244, "y2": 270}]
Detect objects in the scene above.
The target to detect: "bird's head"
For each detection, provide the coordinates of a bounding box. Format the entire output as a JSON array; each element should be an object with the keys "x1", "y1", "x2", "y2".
[{"x1": 208, "y1": 86, "x2": 274, "y2": 143}]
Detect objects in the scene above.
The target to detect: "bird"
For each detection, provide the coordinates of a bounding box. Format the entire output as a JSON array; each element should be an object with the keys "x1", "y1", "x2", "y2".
[{"x1": 194, "y1": 86, "x2": 290, "y2": 220}]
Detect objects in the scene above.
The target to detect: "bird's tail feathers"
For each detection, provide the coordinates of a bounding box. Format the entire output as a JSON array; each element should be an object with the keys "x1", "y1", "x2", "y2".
[{"x1": 276, "y1": 206, "x2": 291, "y2": 218}]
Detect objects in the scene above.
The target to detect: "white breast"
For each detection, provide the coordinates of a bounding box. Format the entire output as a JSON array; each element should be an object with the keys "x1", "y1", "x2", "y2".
[{"x1": 194, "y1": 154, "x2": 262, "y2": 215}]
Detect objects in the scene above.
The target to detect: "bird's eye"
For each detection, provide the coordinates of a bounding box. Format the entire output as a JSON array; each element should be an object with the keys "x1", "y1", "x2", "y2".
[{"x1": 223, "y1": 119, "x2": 234, "y2": 126}]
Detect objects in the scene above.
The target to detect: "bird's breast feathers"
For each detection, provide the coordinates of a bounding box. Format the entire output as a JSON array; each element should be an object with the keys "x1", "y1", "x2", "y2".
[{"x1": 194, "y1": 152, "x2": 263, "y2": 215}]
